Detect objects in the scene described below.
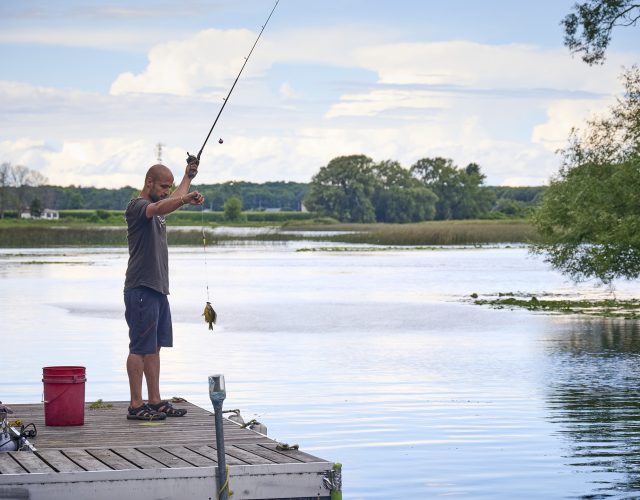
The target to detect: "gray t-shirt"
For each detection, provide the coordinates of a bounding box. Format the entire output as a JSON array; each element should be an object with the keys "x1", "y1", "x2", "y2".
[{"x1": 124, "y1": 198, "x2": 170, "y2": 295}]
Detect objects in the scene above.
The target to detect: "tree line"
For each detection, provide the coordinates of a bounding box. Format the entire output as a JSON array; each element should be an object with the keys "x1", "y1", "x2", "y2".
[
  {"x1": 0, "y1": 160, "x2": 544, "y2": 220},
  {"x1": 305, "y1": 155, "x2": 544, "y2": 222},
  {"x1": 0, "y1": 169, "x2": 309, "y2": 216}
]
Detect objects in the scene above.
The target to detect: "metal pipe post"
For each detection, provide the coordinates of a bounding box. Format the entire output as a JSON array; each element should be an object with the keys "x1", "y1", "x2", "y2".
[{"x1": 209, "y1": 375, "x2": 228, "y2": 500}]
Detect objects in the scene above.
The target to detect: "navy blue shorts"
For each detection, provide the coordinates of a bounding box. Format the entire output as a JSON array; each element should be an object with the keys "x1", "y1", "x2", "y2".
[{"x1": 124, "y1": 286, "x2": 173, "y2": 355}]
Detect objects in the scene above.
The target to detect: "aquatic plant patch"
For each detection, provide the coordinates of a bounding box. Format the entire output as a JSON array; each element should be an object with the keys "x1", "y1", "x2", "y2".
[{"x1": 471, "y1": 292, "x2": 640, "y2": 319}]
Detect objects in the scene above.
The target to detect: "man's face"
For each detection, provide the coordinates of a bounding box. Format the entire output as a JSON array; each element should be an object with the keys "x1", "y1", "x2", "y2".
[{"x1": 148, "y1": 172, "x2": 174, "y2": 202}]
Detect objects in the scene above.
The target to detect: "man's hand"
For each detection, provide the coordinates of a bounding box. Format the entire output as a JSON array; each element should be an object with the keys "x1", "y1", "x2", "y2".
[
  {"x1": 183, "y1": 191, "x2": 204, "y2": 206},
  {"x1": 186, "y1": 155, "x2": 199, "y2": 179}
]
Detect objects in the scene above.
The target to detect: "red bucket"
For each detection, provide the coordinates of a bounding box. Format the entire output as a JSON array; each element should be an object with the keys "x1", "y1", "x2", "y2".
[{"x1": 42, "y1": 366, "x2": 86, "y2": 426}]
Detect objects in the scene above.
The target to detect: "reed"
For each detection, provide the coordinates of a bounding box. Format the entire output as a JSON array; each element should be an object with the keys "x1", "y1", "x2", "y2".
[
  {"x1": 0, "y1": 226, "x2": 128, "y2": 247},
  {"x1": 0, "y1": 226, "x2": 250, "y2": 247},
  {"x1": 0, "y1": 220, "x2": 538, "y2": 247},
  {"x1": 288, "y1": 220, "x2": 540, "y2": 246}
]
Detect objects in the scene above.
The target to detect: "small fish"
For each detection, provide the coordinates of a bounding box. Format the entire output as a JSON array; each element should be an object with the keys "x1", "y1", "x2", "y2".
[{"x1": 203, "y1": 301, "x2": 217, "y2": 330}]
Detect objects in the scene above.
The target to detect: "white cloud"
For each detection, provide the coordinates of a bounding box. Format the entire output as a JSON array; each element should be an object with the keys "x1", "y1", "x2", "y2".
[
  {"x1": 322, "y1": 41, "x2": 631, "y2": 136},
  {"x1": 3, "y1": 26, "x2": 639, "y2": 189},
  {"x1": 354, "y1": 40, "x2": 624, "y2": 92},
  {"x1": 110, "y1": 28, "x2": 274, "y2": 96},
  {"x1": 531, "y1": 97, "x2": 616, "y2": 151},
  {"x1": 326, "y1": 89, "x2": 451, "y2": 118},
  {"x1": 0, "y1": 137, "x2": 150, "y2": 188}
]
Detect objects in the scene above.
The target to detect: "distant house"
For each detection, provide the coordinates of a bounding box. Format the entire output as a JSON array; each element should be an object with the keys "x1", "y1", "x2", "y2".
[
  {"x1": 41, "y1": 209, "x2": 59, "y2": 220},
  {"x1": 20, "y1": 208, "x2": 59, "y2": 220},
  {"x1": 264, "y1": 208, "x2": 281, "y2": 213}
]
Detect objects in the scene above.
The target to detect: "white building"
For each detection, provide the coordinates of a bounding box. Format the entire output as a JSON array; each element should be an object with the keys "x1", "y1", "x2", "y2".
[
  {"x1": 20, "y1": 208, "x2": 60, "y2": 220},
  {"x1": 41, "y1": 209, "x2": 59, "y2": 220}
]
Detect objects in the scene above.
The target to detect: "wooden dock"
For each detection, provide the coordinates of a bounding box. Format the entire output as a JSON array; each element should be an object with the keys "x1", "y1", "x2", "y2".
[{"x1": 0, "y1": 401, "x2": 338, "y2": 500}]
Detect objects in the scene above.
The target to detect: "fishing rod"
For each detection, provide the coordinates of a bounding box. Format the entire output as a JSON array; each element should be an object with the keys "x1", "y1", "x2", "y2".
[{"x1": 187, "y1": 0, "x2": 279, "y2": 175}]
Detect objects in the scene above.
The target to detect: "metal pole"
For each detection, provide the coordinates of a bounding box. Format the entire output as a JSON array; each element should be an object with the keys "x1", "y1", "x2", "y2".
[
  {"x1": 213, "y1": 401, "x2": 228, "y2": 500},
  {"x1": 209, "y1": 375, "x2": 228, "y2": 500}
]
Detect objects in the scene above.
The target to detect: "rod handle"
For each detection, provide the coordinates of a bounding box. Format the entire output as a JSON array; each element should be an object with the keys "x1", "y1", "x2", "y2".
[{"x1": 186, "y1": 152, "x2": 199, "y2": 178}]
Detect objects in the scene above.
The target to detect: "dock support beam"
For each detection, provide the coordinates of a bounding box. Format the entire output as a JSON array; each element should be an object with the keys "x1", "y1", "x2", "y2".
[{"x1": 209, "y1": 375, "x2": 229, "y2": 500}]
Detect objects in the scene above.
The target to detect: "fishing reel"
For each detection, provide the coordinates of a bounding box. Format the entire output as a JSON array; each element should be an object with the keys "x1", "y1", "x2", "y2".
[
  {"x1": 186, "y1": 137, "x2": 222, "y2": 179},
  {"x1": 186, "y1": 152, "x2": 200, "y2": 178}
]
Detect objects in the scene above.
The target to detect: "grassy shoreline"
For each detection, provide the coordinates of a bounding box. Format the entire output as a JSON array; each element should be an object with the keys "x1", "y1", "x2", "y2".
[{"x1": 0, "y1": 218, "x2": 539, "y2": 248}]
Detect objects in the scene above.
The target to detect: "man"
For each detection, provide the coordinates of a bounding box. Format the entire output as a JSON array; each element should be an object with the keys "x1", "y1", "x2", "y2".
[{"x1": 124, "y1": 161, "x2": 204, "y2": 420}]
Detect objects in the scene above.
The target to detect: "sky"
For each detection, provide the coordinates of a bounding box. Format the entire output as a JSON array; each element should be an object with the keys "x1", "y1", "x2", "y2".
[{"x1": 1, "y1": 1, "x2": 639, "y2": 189}]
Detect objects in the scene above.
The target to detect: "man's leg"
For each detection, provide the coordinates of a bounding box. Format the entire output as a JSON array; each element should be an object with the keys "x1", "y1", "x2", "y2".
[
  {"x1": 145, "y1": 348, "x2": 162, "y2": 405},
  {"x1": 127, "y1": 352, "x2": 145, "y2": 408}
]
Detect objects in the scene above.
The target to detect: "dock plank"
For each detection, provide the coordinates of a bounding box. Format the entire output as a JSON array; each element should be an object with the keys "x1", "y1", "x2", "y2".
[
  {"x1": 10, "y1": 451, "x2": 55, "y2": 473},
  {"x1": 62, "y1": 449, "x2": 112, "y2": 471},
  {"x1": 136, "y1": 447, "x2": 193, "y2": 468},
  {"x1": 225, "y1": 444, "x2": 274, "y2": 465},
  {"x1": 112, "y1": 447, "x2": 168, "y2": 469},
  {"x1": 0, "y1": 454, "x2": 25, "y2": 474},
  {"x1": 36, "y1": 450, "x2": 85, "y2": 472},
  {"x1": 257, "y1": 441, "x2": 328, "y2": 463},
  {"x1": 184, "y1": 444, "x2": 247, "y2": 466},
  {"x1": 88, "y1": 449, "x2": 138, "y2": 471},
  {"x1": 235, "y1": 443, "x2": 305, "y2": 464},
  {"x1": 161, "y1": 446, "x2": 217, "y2": 467}
]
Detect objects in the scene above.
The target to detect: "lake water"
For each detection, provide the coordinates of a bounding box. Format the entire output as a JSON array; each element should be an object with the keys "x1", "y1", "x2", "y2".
[{"x1": 2, "y1": 243, "x2": 640, "y2": 499}]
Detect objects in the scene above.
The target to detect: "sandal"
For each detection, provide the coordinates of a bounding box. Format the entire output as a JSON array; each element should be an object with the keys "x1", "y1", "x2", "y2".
[
  {"x1": 148, "y1": 400, "x2": 187, "y2": 417},
  {"x1": 127, "y1": 403, "x2": 167, "y2": 421}
]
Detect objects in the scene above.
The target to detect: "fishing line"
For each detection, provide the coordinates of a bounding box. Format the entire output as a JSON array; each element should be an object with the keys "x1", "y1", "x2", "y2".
[
  {"x1": 201, "y1": 208, "x2": 210, "y2": 303},
  {"x1": 195, "y1": 0, "x2": 279, "y2": 329}
]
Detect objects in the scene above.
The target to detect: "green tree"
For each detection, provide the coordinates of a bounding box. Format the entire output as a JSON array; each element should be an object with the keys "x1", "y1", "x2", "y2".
[
  {"x1": 410, "y1": 157, "x2": 459, "y2": 220},
  {"x1": 492, "y1": 198, "x2": 527, "y2": 218},
  {"x1": 68, "y1": 190, "x2": 84, "y2": 209},
  {"x1": 305, "y1": 155, "x2": 377, "y2": 223},
  {"x1": 533, "y1": 67, "x2": 640, "y2": 283},
  {"x1": 562, "y1": 1, "x2": 640, "y2": 65},
  {"x1": 410, "y1": 157, "x2": 492, "y2": 220},
  {"x1": 562, "y1": 66, "x2": 640, "y2": 169},
  {"x1": 223, "y1": 196, "x2": 243, "y2": 221},
  {"x1": 453, "y1": 163, "x2": 495, "y2": 219},
  {"x1": 532, "y1": 158, "x2": 640, "y2": 283},
  {"x1": 370, "y1": 160, "x2": 437, "y2": 222}
]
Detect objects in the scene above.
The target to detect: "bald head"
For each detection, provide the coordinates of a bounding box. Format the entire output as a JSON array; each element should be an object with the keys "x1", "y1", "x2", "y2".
[
  {"x1": 145, "y1": 164, "x2": 172, "y2": 183},
  {"x1": 142, "y1": 164, "x2": 174, "y2": 202}
]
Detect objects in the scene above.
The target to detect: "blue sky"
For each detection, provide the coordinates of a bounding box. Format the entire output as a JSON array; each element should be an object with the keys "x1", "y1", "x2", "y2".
[{"x1": 1, "y1": 1, "x2": 638, "y2": 188}]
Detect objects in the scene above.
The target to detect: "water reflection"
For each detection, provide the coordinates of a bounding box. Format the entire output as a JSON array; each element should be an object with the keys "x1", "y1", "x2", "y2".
[{"x1": 545, "y1": 319, "x2": 640, "y2": 497}]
